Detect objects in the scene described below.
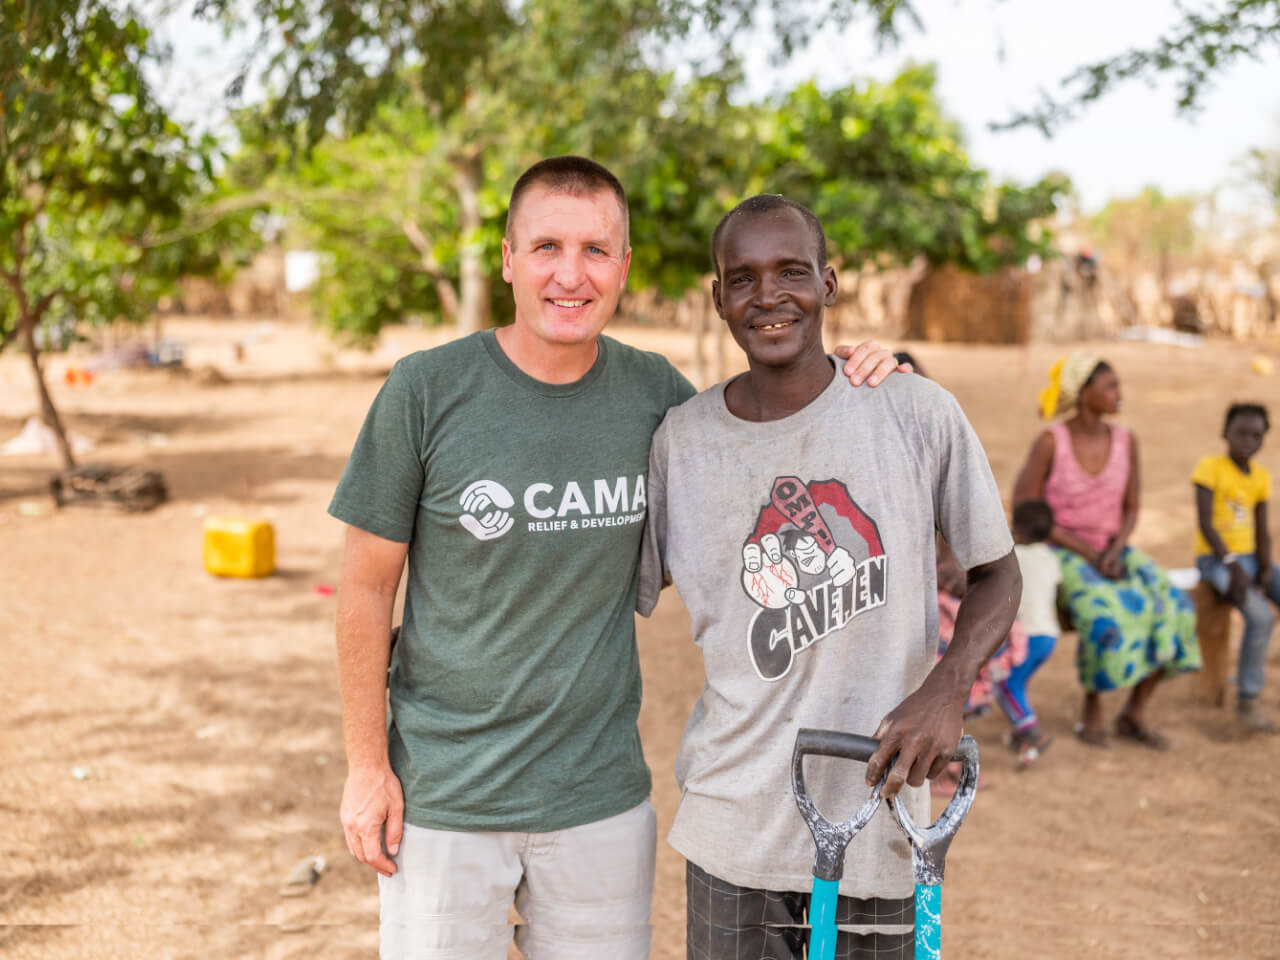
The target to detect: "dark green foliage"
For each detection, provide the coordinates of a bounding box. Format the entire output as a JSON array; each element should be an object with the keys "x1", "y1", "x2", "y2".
[
  {"x1": 0, "y1": 0, "x2": 240, "y2": 342},
  {"x1": 248, "y1": 58, "x2": 1064, "y2": 335},
  {"x1": 0, "y1": 0, "x2": 242, "y2": 468}
]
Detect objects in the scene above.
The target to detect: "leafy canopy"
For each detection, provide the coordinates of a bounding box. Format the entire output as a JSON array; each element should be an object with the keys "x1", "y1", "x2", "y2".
[{"x1": 0, "y1": 0, "x2": 230, "y2": 345}]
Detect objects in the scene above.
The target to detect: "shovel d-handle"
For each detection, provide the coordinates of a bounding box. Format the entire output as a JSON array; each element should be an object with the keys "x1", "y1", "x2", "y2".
[
  {"x1": 792, "y1": 729, "x2": 885, "y2": 960},
  {"x1": 886, "y1": 734, "x2": 979, "y2": 886},
  {"x1": 886, "y1": 734, "x2": 980, "y2": 960},
  {"x1": 791, "y1": 728, "x2": 884, "y2": 882}
]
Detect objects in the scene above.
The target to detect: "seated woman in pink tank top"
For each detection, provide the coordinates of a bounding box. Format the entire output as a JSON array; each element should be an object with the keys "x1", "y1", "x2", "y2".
[{"x1": 1013, "y1": 353, "x2": 1200, "y2": 749}]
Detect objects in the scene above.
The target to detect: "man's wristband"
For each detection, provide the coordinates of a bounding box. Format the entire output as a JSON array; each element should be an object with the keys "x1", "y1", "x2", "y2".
[{"x1": 1223, "y1": 553, "x2": 1240, "y2": 566}]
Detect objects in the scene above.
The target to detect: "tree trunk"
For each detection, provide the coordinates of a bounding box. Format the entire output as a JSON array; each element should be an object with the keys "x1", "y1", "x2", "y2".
[
  {"x1": 18, "y1": 311, "x2": 76, "y2": 471},
  {"x1": 690, "y1": 291, "x2": 706, "y2": 389},
  {"x1": 452, "y1": 153, "x2": 490, "y2": 334},
  {"x1": 399, "y1": 218, "x2": 461, "y2": 324}
]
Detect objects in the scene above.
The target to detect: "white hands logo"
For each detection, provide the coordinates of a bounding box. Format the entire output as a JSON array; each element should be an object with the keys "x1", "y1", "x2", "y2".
[{"x1": 459, "y1": 480, "x2": 515, "y2": 541}]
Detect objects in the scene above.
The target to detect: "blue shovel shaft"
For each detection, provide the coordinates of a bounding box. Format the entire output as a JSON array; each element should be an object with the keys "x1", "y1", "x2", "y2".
[
  {"x1": 807, "y1": 877, "x2": 841, "y2": 960},
  {"x1": 915, "y1": 883, "x2": 942, "y2": 959},
  {"x1": 810, "y1": 879, "x2": 944, "y2": 960}
]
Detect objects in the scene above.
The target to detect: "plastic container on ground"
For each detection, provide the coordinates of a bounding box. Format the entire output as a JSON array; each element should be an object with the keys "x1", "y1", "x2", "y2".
[{"x1": 203, "y1": 517, "x2": 276, "y2": 578}]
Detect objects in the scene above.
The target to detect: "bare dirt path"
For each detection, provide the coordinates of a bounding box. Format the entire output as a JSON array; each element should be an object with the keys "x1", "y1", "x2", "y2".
[{"x1": 1, "y1": 318, "x2": 1276, "y2": 958}]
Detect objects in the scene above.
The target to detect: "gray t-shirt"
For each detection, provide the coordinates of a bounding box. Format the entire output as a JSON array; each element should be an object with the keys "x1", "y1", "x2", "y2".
[
  {"x1": 330, "y1": 330, "x2": 694, "y2": 833},
  {"x1": 638, "y1": 369, "x2": 1011, "y2": 900}
]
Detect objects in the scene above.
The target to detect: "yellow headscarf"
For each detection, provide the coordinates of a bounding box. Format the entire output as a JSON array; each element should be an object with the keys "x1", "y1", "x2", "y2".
[{"x1": 1038, "y1": 351, "x2": 1104, "y2": 419}]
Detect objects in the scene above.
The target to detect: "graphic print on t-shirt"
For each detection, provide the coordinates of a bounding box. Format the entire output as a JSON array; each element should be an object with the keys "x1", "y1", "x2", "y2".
[
  {"x1": 741, "y1": 476, "x2": 887, "y2": 681},
  {"x1": 455, "y1": 474, "x2": 648, "y2": 541},
  {"x1": 1227, "y1": 497, "x2": 1248, "y2": 529}
]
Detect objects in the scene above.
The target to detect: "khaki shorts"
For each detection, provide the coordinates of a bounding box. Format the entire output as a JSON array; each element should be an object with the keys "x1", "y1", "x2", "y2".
[{"x1": 379, "y1": 799, "x2": 657, "y2": 959}]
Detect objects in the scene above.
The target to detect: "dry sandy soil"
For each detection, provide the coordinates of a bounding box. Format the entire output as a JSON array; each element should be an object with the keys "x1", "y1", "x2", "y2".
[{"x1": 1, "y1": 317, "x2": 1277, "y2": 959}]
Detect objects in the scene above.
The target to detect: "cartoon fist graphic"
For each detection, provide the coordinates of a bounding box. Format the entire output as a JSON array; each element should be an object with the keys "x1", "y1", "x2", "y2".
[
  {"x1": 742, "y1": 533, "x2": 805, "y2": 608},
  {"x1": 825, "y1": 546, "x2": 856, "y2": 587}
]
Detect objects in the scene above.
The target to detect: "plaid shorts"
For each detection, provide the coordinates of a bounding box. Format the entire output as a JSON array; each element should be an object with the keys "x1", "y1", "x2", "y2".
[{"x1": 685, "y1": 861, "x2": 914, "y2": 960}]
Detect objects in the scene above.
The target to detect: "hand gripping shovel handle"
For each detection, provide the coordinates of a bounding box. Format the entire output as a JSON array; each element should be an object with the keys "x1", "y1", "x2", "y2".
[
  {"x1": 886, "y1": 733, "x2": 981, "y2": 960},
  {"x1": 791, "y1": 729, "x2": 884, "y2": 960},
  {"x1": 792, "y1": 730, "x2": 980, "y2": 960}
]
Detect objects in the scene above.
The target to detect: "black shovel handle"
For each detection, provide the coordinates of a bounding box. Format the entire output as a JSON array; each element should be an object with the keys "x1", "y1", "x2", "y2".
[
  {"x1": 796, "y1": 728, "x2": 975, "y2": 767},
  {"x1": 794, "y1": 728, "x2": 880, "y2": 764}
]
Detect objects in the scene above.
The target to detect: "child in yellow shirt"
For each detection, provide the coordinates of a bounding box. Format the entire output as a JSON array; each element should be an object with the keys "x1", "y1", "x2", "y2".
[{"x1": 1193, "y1": 403, "x2": 1278, "y2": 733}]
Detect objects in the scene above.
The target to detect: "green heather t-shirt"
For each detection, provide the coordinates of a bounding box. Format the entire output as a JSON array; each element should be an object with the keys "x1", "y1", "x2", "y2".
[{"x1": 329, "y1": 330, "x2": 695, "y2": 833}]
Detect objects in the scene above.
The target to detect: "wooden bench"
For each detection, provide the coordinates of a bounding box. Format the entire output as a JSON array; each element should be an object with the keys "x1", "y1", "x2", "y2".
[{"x1": 1191, "y1": 581, "x2": 1235, "y2": 707}]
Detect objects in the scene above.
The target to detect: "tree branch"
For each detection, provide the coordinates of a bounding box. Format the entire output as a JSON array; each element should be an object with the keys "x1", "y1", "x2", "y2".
[
  {"x1": 399, "y1": 216, "x2": 460, "y2": 321},
  {"x1": 30, "y1": 289, "x2": 58, "y2": 326},
  {"x1": 136, "y1": 189, "x2": 281, "y2": 246},
  {"x1": 399, "y1": 217, "x2": 445, "y2": 277},
  {"x1": 994, "y1": 0, "x2": 1280, "y2": 135}
]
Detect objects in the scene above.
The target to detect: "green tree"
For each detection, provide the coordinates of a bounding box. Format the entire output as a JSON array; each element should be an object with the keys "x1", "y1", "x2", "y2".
[
  {"x1": 249, "y1": 63, "x2": 1062, "y2": 339},
  {"x1": 212, "y1": 2, "x2": 1065, "y2": 341},
  {"x1": 233, "y1": 101, "x2": 505, "y2": 343},
  {"x1": 204, "y1": 0, "x2": 915, "y2": 334},
  {"x1": 1, "y1": 0, "x2": 223, "y2": 470},
  {"x1": 758, "y1": 66, "x2": 1063, "y2": 271},
  {"x1": 1091, "y1": 186, "x2": 1199, "y2": 288},
  {"x1": 616, "y1": 65, "x2": 1064, "y2": 295}
]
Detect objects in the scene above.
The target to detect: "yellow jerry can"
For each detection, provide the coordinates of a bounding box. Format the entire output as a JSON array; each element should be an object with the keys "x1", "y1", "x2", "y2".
[{"x1": 203, "y1": 517, "x2": 276, "y2": 578}]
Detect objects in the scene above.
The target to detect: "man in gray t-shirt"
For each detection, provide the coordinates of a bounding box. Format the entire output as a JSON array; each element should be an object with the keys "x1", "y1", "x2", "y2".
[
  {"x1": 638, "y1": 195, "x2": 1021, "y2": 959},
  {"x1": 328, "y1": 157, "x2": 905, "y2": 960}
]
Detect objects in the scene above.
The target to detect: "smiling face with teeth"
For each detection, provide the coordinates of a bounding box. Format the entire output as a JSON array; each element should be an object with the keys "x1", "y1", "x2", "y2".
[
  {"x1": 499, "y1": 183, "x2": 631, "y2": 380},
  {"x1": 712, "y1": 206, "x2": 837, "y2": 375}
]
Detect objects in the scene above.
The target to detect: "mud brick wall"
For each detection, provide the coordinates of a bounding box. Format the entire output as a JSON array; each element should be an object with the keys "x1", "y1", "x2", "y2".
[{"x1": 904, "y1": 264, "x2": 1032, "y2": 344}]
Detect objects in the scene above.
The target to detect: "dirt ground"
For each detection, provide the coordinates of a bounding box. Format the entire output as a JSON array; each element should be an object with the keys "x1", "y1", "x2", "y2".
[{"x1": 1, "y1": 317, "x2": 1277, "y2": 960}]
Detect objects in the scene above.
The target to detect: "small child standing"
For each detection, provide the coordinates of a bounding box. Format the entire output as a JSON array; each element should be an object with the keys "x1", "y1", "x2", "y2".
[
  {"x1": 1193, "y1": 403, "x2": 1279, "y2": 734},
  {"x1": 996, "y1": 500, "x2": 1061, "y2": 765}
]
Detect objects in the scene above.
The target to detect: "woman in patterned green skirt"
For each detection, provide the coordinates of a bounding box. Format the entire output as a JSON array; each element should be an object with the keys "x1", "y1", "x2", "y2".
[{"x1": 1014, "y1": 353, "x2": 1199, "y2": 749}]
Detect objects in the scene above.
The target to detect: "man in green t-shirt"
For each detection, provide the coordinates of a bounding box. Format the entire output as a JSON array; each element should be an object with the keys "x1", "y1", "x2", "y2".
[{"x1": 328, "y1": 156, "x2": 903, "y2": 960}]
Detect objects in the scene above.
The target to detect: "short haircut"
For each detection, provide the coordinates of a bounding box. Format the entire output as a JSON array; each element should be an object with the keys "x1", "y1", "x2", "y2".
[
  {"x1": 711, "y1": 194, "x2": 827, "y2": 279},
  {"x1": 1012, "y1": 500, "x2": 1055, "y2": 543},
  {"x1": 505, "y1": 155, "x2": 629, "y2": 248},
  {"x1": 1225, "y1": 402, "x2": 1270, "y2": 433}
]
